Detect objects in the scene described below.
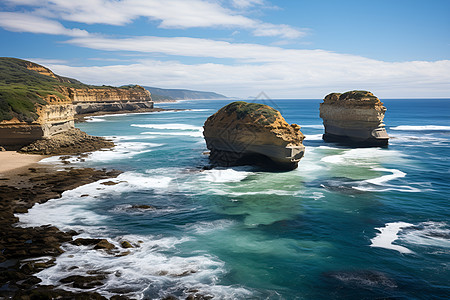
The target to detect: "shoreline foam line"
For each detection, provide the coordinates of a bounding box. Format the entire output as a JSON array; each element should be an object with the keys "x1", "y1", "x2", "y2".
[
  {"x1": 131, "y1": 123, "x2": 203, "y2": 131},
  {"x1": 390, "y1": 125, "x2": 450, "y2": 131},
  {"x1": 370, "y1": 222, "x2": 414, "y2": 254}
]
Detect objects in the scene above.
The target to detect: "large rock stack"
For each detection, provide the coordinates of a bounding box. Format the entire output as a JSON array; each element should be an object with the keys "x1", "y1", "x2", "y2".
[
  {"x1": 203, "y1": 101, "x2": 305, "y2": 170},
  {"x1": 319, "y1": 91, "x2": 389, "y2": 146}
]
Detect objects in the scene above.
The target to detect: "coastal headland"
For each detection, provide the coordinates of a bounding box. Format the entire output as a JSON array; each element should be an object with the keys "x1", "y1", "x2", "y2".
[{"x1": 0, "y1": 58, "x2": 166, "y2": 298}]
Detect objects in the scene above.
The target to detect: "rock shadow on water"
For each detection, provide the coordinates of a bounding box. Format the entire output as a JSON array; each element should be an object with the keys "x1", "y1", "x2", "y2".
[
  {"x1": 321, "y1": 270, "x2": 399, "y2": 298},
  {"x1": 306, "y1": 177, "x2": 366, "y2": 194}
]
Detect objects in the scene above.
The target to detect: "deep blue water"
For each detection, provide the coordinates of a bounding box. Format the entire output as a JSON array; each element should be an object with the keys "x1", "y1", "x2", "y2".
[{"x1": 19, "y1": 99, "x2": 450, "y2": 299}]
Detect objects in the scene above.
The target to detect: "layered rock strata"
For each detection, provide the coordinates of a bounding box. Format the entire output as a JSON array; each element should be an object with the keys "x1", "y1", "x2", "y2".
[
  {"x1": 67, "y1": 85, "x2": 154, "y2": 114},
  {"x1": 0, "y1": 101, "x2": 75, "y2": 149},
  {"x1": 0, "y1": 58, "x2": 154, "y2": 149},
  {"x1": 203, "y1": 101, "x2": 305, "y2": 170},
  {"x1": 319, "y1": 91, "x2": 389, "y2": 146}
]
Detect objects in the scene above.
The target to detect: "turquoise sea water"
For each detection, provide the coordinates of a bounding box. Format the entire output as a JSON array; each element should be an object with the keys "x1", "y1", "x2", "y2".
[{"x1": 19, "y1": 99, "x2": 449, "y2": 299}]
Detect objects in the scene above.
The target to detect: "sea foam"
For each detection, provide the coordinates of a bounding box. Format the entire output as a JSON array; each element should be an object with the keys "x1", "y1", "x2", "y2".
[
  {"x1": 131, "y1": 123, "x2": 203, "y2": 131},
  {"x1": 390, "y1": 125, "x2": 450, "y2": 131},
  {"x1": 199, "y1": 167, "x2": 253, "y2": 183},
  {"x1": 354, "y1": 168, "x2": 421, "y2": 193},
  {"x1": 370, "y1": 222, "x2": 414, "y2": 254}
]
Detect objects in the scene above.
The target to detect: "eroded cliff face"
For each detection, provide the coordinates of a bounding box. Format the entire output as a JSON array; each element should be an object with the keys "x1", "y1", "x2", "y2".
[
  {"x1": 0, "y1": 58, "x2": 153, "y2": 149},
  {"x1": 319, "y1": 91, "x2": 389, "y2": 146},
  {"x1": 0, "y1": 97, "x2": 75, "y2": 149},
  {"x1": 64, "y1": 85, "x2": 153, "y2": 114},
  {"x1": 67, "y1": 85, "x2": 152, "y2": 103},
  {"x1": 203, "y1": 101, "x2": 305, "y2": 170}
]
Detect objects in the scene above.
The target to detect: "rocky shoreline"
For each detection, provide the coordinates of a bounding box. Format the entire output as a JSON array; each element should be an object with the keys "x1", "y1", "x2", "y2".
[
  {"x1": 19, "y1": 128, "x2": 115, "y2": 155},
  {"x1": 0, "y1": 166, "x2": 123, "y2": 299}
]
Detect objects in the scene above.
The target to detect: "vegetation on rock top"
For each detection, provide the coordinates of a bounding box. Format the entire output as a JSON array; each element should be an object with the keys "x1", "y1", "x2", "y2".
[
  {"x1": 323, "y1": 90, "x2": 380, "y2": 106},
  {"x1": 221, "y1": 101, "x2": 279, "y2": 125},
  {"x1": 0, "y1": 58, "x2": 148, "y2": 123},
  {"x1": 0, "y1": 57, "x2": 88, "y2": 122},
  {"x1": 339, "y1": 90, "x2": 378, "y2": 101}
]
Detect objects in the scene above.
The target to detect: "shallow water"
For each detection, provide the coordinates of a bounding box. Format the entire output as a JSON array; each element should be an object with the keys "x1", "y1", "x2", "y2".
[{"x1": 18, "y1": 99, "x2": 450, "y2": 299}]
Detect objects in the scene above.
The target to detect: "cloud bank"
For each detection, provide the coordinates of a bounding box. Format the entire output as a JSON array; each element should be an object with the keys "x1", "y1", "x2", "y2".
[{"x1": 1, "y1": 0, "x2": 449, "y2": 98}]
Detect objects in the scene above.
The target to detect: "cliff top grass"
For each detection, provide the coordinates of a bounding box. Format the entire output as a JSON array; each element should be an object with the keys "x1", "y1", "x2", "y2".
[
  {"x1": 323, "y1": 90, "x2": 381, "y2": 106},
  {"x1": 0, "y1": 57, "x2": 88, "y2": 122},
  {"x1": 220, "y1": 101, "x2": 279, "y2": 126},
  {"x1": 0, "y1": 58, "x2": 146, "y2": 123}
]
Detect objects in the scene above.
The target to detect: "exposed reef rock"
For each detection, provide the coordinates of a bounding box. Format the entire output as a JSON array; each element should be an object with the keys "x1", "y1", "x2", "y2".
[
  {"x1": 0, "y1": 167, "x2": 121, "y2": 299},
  {"x1": 203, "y1": 101, "x2": 305, "y2": 170},
  {"x1": 319, "y1": 91, "x2": 389, "y2": 146},
  {"x1": 19, "y1": 128, "x2": 114, "y2": 155}
]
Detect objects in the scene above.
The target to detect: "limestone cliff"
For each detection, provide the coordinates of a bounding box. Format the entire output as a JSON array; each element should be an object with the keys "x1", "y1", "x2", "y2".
[
  {"x1": 65, "y1": 85, "x2": 153, "y2": 114},
  {"x1": 203, "y1": 101, "x2": 305, "y2": 170},
  {"x1": 0, "y1": 58, "x2": 153, "y2": 149},
  {"x1": 319, "y1": 90, "x2": 389, "y2": 146}
]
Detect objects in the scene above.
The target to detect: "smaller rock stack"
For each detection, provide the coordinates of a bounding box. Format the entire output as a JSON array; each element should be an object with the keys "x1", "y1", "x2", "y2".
[
  {"x1": 203, "y1": 101, "x2": 305, "y2": 170},
  {"x1": 319, "y1": 91, "x2": 389, "y2": 146}
]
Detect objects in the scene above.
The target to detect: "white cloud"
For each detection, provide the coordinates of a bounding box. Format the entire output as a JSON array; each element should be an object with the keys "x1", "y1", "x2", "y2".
[
  {"x1": 0, "y1": 12, "x2": 89, "y2": 37},
  {"x1": 44, "y1": 51, "x2": 450, "y2": 99},
  {"x1": 3, "y1": 0, "x2": 303, "y2": 39},
  {"x1": 252, "y1": 23, "x2": 305, "y2": 39},
  {"x1": 230, "y1": 0, "x2": 265, "y2": 9}
]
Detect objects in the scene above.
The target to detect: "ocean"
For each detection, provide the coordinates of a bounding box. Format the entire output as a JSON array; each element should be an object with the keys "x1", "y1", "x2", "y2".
[{"x1": 18, "y1": 99, "x2": 450, "y2": 299}]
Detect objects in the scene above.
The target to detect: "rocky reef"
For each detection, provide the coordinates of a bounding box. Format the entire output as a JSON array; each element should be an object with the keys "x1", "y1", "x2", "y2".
[
  {"x1": 19, "y1": 128, "x2": 114, "y2": 155},
  {"x1": 319, "y1": 91, "x2": 389, "y2": 146},
  {"x1": 203, "y1": 101, "x2": 305, "y2": 170}
]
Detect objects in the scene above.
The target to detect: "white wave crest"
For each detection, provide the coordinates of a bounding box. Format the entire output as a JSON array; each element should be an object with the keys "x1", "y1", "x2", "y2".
[
  {"x1": 400, "y1": 221, "x2": 450, "y2": 249},
  {"x1": 354, "y1": 168, "x2": 421, "y2": 193},
  {"x1": 39, "y1": 142, "x2": 163, "y2": 165},
  {"x1": 85, "y1": 117, "x2": 107, "y2": 122},
  {"x1": 199, "y1": 168, "x2": 253, "y2": 183},
  {"x1": 141, "y1": 131, "x2": 203, "y2": 137},
  {"x1": 370, "y1": 222, "x2": 415, "y2": 254},
  {"x1": 320, "y1": 148, "x2": 405, "y2": 166},
  {"x1": 304, "y1": 134, "x2": 323, "y2": 141},
  {"x1": 131, "y1": 123, "x2": 203, "y2": 131},
  {"x1": 390, "y1": 125, "x2": 450, "y2": 131},
  {"x1": 300, "y1": 125, "x2": 323, "y2": 129},
  {"x1": 32, "y1": 234, "x2": 251, "y2": 299}
]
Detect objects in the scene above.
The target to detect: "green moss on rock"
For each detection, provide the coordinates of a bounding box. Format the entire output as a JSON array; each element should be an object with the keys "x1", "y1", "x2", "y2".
[{"x1": 221, "y1": 101, "x2": 279, "y2": 125}]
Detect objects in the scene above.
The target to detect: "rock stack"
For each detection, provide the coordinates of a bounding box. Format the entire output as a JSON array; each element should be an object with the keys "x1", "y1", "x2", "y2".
[
  {"x1": 319, "y1": 91, "x2": 389, "y2": 146},
  {"x1": 203, "y1": 101, "x2": 305, "y2": 170}
]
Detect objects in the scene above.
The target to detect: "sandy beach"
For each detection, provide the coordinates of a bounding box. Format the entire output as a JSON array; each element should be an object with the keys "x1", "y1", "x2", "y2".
[{"x1": 0, "y1": 151, "x2": 46, "y2": 175}]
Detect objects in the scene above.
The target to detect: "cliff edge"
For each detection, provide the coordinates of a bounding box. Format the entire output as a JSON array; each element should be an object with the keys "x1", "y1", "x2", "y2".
[
  {"x1": 0, "y1": 57, "x2": 153, "y2": 150},
  {"x1": 319, "y1": 90, "x2": 389, "y2": 146},
  {"x1": 203, "y1": 101, "x2": 305, "y2": 170}
]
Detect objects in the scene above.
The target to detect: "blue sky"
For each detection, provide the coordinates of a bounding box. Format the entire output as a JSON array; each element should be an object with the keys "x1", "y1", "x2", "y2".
[{"x1": 0, "y1": 0, "x2": 449, "y2": 98}]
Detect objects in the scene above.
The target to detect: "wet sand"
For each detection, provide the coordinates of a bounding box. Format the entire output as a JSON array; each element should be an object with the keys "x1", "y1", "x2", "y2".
[{"x1": 0, "y1": 151, "x2": 46, "y2": 175}]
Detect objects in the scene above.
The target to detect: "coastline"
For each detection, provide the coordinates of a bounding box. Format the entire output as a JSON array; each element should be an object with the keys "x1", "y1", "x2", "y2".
[
  {"x1": 0, "y1": 161, "x2": 122, "y2": 299},
  {"x1": 0, "y1": 151, "x2": 47, "y2": 175},
  {"x1": 0, "y1": 107, "x2": 177, "y2": 299}
]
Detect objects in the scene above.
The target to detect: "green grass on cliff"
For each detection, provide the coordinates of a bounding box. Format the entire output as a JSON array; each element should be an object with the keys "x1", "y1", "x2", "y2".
[
  {"x1": 223, "y1": 101, "x2": 279, "y2": 125},
  {"x1": 339, "y1": 90, "x2": 377, "y2": 100},
  {"x1": 0, "y1": 57, "x2": 93, "y2": 122}
]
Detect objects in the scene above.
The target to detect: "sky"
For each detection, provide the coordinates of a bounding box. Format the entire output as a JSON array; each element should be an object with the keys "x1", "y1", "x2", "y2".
[{"x1": 0, "y1": 0, "x2": 449, "y2": 99}]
